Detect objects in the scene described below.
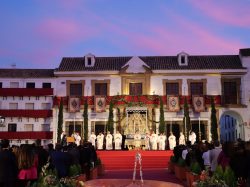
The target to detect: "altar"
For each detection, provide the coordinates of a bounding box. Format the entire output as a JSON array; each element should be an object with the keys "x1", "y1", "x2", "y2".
[
  {"x1": 125, "y1": 139, "x2": 146, "y2": 149},
  {"x1": 123, "y1": 107, "x2": 150, "y2": 136}
]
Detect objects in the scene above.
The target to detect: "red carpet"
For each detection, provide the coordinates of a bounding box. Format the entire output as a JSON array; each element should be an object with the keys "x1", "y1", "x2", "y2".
[{"x1": 97, "y1": 150, "x2": 173, "y2": 170}]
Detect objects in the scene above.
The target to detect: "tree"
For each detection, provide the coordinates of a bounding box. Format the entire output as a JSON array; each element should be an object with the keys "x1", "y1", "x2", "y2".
[
  {"x1": 210, "y1": 97, "x2": 218, "y2": 141},
  {"x1": 107, "y1": 101, "x2": 114, "y2": 134},
  {"x1": 183, "y1": 97, "x2": 191, "y2": 139},
  {"x1": 83, "y1": 99, "x2": 88, "y2": 142},
  {"x1": 159, "y1": 97, "x2": 165, "y2": 134},
  {"x1": 57, "y1": 98, "x2": 63, "y2": 143}
]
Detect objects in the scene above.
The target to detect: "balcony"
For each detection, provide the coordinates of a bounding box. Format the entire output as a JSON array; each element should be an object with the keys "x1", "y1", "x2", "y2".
[
  {"x1": 0, "y1": 131, "x2": 53, "y2": 139},
  {"x1": 53, "y1": 95, "x2": 222, "y2": 106},
  {"x1": 0, "y1": 88, "x2": 53, "y2": 96},
  {"x1": 0, "y1": 110, "x2": 53, "y2": 118}
]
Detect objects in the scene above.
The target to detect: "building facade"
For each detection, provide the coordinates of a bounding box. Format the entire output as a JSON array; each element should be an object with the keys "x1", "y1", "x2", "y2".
[{"x1": 0, "y1": 49, "x2": 250, "y2": 145}]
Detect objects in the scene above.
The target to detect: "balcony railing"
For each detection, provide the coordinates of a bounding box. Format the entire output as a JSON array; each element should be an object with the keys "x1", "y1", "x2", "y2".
[
  {"x1": 0, "y1": 88, "x2": 53, "y2": 96},
  {"x1": 0, "y1": 131, "x2": 53, "y2": 139},
  {"x1": 0, "y1": 110, "x2": 53, "y2": 118}
]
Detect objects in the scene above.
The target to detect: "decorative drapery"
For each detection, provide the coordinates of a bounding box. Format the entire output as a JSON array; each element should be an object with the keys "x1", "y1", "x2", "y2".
[
  {"x1": 95, "y1": 96, "x2": 106, "y2": 112},
  {"x1": 68, "y1": 97, "x2": 81, "y2": 112},
  {"x1": 192, "y1": 95, "x2": 205, "y2": 112},
  {"x1": 167, "y1": 95, "x2": 180, "y2": 112}
]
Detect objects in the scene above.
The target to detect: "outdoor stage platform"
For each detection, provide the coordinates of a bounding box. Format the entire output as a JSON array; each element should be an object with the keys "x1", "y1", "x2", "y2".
[
  {"x1": 84, "y1": 179, "x2": 183, "y2": 187},
  {"x1": 96, "y1": 150, "x2": 173, "y2": 170}
]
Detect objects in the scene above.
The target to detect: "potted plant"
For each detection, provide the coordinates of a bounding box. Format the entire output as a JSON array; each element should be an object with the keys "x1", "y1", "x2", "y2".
[
  {"x1": 195, "y1": 166, "x2": 237, "y2": 187},
  {"x1": 168, "y1": 155, "x2": 177, "y2": 173},
  {"x1": 95, "y1": 157, "x2": 105, "y2": 176},
  {"x1": 69, "y1": 164, "x2": 86, "y2": 184},
  {"x1": 174, "y1": 157, "x2": 186, "y2": 180},
  {"x1": 186, "y1": 162, "x2": 202, "y2": 187},
  {"x1": 30, "y1": 162, "x2": 84, "y2": 187}
]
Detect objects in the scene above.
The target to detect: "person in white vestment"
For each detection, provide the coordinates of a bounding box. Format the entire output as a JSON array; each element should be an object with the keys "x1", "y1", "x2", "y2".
[
  {"x1": 158, "y1": 133, "x2": 166, "y2": 150},
  {"x1": 114, "y1": 131, "x2": 122, "y2": 150},
  {"x1": 144, "y1": 132, "x2": 150, "y2": 150},
  {"x1": 134, "y1": 131, "x2": 141, "y2": 148},
  {"x1": 89, "y1": 132, "x2": 97, "y2": 148},
  {"x1": 106, "y1": 131, "x2": 113, "y2": 150},
  {"x1": 97, "y1": 132, "x2": 104, "y2": 150},
  {"x1": 179, "y1": 132, "x2": 185, "y2": 145},
  {"x1": 74, "y1": 132, "x2": 81, "y2": 146},
  {"x1": 168, "y1": 132, "x2": 176, "y2": 150},
  {"x1": 150, "y1": 131, "x2": 158, "y2": 150},
  {"x1": 189, "y1": 131, "x2": 196, "y2": 145}
]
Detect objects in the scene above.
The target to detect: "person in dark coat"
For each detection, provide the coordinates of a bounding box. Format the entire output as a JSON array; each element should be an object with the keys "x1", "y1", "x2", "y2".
[
  {"x1": 68, "y1": 143, "x2": 80, "y2": 165},
  {"x1": 50, "y1": 144, "x2": 71, "y2": 178},
  {"x1": 0, "y1": 139, "x2": 18, "y2": 187}
]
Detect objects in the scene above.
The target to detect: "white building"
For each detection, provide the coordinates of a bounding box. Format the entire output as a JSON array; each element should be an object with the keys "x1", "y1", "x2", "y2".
[{"x1": 0, "y1": 49, "x2": 250, "y2": 145}]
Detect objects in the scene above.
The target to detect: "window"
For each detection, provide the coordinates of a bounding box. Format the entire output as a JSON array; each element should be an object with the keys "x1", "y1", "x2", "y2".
[
  {"x1": 166, "y1": 82, "x2": 179, "y2": 95},
  {"x1": 25, "y1": 103, "x2": 34, "y2": 110},
  {"x1": 95, "y1": 83, "x2": 107, "y2": 96},
  {"x1": 190, "y1": 82, "x2": 203, "y2": 95},
  {"x1": 87, "y1": 57, "x2": 92, "y2": 66},
  {"x1": 129, "y1": 83, "x2": 142, "y2": 95},
  {"x1": 8, "y1": 123, "x2": 17, "y2": 132},
  {"x1": 223, "y1": 81, "x2": 238, "y2": 104},
  {"x1": 26, "y1": 82, "x2": 35, "y2": 88},
  {"x1": 9, "y1": 103, "x2": 18, "y2": 109},
  {"x1": 41, "y1": 103, "x2": 51, "y2": 109},
  {"x1": 42, "y1": 83, "x2": 51, "y2": 88},
  {"x1": 10, "y1": 82, "x2": 19, "y2": 88},
  {"x1": 0, "y1": 82, "x2": 2, "y2": 88},
  {"x1": 24, "y1": 124, "x2": 33, "y2": 131},
  {"x1": 41, "y1": 124, "x2": 50, "y2": 131},
  {"x1": 70, "y1": 83, "x2": 82, "y2": 96},
  {"x1": 181, "y1": 56, "x2": 185, "y2": 64}
]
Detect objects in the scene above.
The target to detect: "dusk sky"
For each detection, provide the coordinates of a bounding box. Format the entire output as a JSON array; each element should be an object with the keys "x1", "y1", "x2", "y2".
[{"x1": 0, "y1": 0, "x2": 250, "y2": 69}]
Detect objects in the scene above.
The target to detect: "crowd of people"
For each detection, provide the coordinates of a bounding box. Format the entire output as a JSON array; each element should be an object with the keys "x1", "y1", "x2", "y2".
[
  {"x1": 0, "y1": 139, "x2": 97, "y2": 187},
  {"x1": 172, "y1": 139, "x2": 250, "y2": 186}
]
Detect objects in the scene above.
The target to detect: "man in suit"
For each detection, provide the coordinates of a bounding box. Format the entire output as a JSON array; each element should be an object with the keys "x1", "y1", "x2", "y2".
[{"x1": 0, "y1": 139, "x2": 18, "y2": 187}]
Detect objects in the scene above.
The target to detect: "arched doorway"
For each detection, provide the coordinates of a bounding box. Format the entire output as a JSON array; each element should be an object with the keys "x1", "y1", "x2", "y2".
[{"x1": 219, "y1": 111, "x2": 243, "y2": 142}]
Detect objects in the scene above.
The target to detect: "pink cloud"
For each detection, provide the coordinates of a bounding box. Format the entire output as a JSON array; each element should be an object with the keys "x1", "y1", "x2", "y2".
[
  {"x1": 124, "y1": 7, "x2": 246, "y2": 56},
  {"x1": 35, "y1": 18, "x2": 98, "y2": 45},
  {"x1": 189, "y1": 0, "x2": 250, "y2": 28}
]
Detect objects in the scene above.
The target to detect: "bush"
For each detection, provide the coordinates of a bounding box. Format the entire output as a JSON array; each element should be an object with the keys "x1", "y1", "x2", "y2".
[
  {"x1": 170, "y1": 155, "x2": 177, "y2": 163},
  {"x1": 224, "y1": 166, "x2": 236, "y2": 187},
  {"x1": 69, "y1": 164, "x2": 81, "y2": 177},
  {"x1": 177, "y1": 157, "x2": 185, "y2": 167},
  {"x1": 213, "y1": 165, "x2": 224, "y2": 181},
  {"x1": 190, "y1": 162, "x2": 202, "y2": 175},
  {"x1": 95, "y1": 158, "x2": 102, "y2": 166}
]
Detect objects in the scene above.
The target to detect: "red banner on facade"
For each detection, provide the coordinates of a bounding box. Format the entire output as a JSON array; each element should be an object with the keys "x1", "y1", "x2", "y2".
[
  {"x1": 68, "y1": 97, "x2": 81, "y2": 112},
  {"x1": 95, "y1": 96, "x2": 106, "y2": 112},
  {"x1": 167, "y1": 95, "x2": 180, "y2": 112},
  {"x1": 192, "y1": 96, "x2": 205, "y2": 112}
]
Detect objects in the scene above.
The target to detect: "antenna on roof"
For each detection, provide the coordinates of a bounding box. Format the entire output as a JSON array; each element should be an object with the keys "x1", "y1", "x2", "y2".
[{"x1": 11, "y1": 63, "x2": 16, "y2": 69}]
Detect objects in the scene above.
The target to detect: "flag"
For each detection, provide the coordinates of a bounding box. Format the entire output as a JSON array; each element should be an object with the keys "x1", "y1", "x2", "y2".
[
  {"x1": 68, "y1": 97, "x2": 80, "y2": 112},
  {"x1": 95, "y1": 96, "x2": 106, "y2": 112},
  {"x1": 167, "y1": 96, "x2": 180, "y2": 112},
  {"x1": 192, "y1": 96, "x2": 205, "y2": 112}
]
